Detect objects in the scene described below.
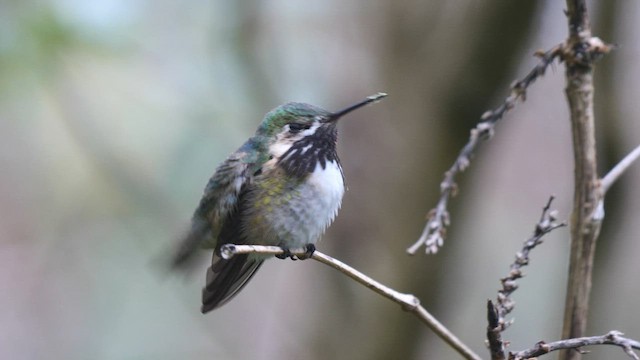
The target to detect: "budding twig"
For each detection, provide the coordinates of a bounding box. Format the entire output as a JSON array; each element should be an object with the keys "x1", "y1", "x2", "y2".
[
  {"x1": 510, "y1": 331, "x2": 640, "y2": 360},
  {"x1": 408, "y1": 45, "x2": 563, "y2": 255},
  {"x1": 487, "y1": 196, "x2": 566, "y2": 360}
]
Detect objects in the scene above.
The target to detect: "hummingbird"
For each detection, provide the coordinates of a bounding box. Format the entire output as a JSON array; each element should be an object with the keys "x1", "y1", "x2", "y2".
[{"x1": 171, "y1": 93, "x2": 387, "y2": 313}]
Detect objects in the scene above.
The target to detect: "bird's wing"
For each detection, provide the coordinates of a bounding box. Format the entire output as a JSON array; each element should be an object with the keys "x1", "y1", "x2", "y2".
[{"x1": 170, "y1": 140, "x2": 263, "y2": 270}]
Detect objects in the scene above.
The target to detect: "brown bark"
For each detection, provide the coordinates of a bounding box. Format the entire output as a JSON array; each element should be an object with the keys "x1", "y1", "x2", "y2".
[{"x1": 560, "y1": 1, "x2": 604, "y2": 359}]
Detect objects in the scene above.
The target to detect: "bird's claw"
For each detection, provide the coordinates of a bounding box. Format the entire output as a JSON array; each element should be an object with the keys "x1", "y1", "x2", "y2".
[
  {"x1": 275, "y1": 247, "x2": 294, "y2": 260},
  {"x1": 297, "y1": 244, "x2": 316, "y2": 260},
  {"x1": 275, "y1": 244, "x2": 315, "y2": 260}
]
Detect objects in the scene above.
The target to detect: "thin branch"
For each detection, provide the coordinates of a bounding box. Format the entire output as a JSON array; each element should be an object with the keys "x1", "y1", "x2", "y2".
[
  {"x1": 510, "y1": 331, "x2": 640, "y2": 360},
  {"x1": 487, "y1": 196, "x2": 567, "y2": 360},
  {"x1": 407, "y1": 45, "x2": 563, "y2": 255},
  {"x1": 601, "y1": 144, "x2": 640, "y2": 194},
  {"x1": 220, "y1": 244, "x2": 482, "y2": 360}
]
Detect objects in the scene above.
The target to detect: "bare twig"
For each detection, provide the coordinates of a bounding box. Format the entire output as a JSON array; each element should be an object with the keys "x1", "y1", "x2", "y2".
[
  {"x1": 510, "y1": 331, "x2": 640, "y2": 360},
  {"x1": 407, "y1": 45, "x2": 563, "y2": 255},
  {"x1": 601, "y1": 144, "x2": 640, "y2": 194},
  {"x1": 221, "y1": 244, "x2": 482, "y2": 360},
  {"x1": 559, "y1": 2, "x2": 613, "y2": 358},
  {"x1": 487, "y1": 196, "x2": 566, "y2": 360}
]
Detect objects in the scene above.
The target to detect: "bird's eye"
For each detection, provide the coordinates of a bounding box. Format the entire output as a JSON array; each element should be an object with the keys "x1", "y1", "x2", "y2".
[{"x1": 288, "y1": 123, "x2": 311, "y2": 133}]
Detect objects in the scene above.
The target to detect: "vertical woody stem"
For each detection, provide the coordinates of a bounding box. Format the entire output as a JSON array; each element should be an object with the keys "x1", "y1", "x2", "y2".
[{"x1": 560, "y1": 1, "x2": 603, "y2": 359}]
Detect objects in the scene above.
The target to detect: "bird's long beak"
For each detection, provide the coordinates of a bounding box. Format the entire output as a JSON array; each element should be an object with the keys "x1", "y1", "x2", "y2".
[{"x1": 327, "y1": 92, "x2": 387, "y2": 122}]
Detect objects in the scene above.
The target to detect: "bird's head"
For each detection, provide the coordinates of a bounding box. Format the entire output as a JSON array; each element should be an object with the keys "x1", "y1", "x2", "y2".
[{"x1": 255, "y1": 93, "x2": 387, "y2": 153}]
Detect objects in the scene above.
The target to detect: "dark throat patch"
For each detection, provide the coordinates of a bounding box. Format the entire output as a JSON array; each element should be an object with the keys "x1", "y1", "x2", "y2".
[{"x1": 277, "y1": 125, "x2": 341, "y2": 178}]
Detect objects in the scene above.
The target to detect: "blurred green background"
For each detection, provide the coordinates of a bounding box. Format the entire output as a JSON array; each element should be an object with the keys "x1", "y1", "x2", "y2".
[{"x1": 1, "y1": 1, "x2": 639, "y2": 359}]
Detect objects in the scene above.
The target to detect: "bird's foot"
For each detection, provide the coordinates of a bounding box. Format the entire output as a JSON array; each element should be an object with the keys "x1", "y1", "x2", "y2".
[
  {"x1": 275, "y1": 245, "x2": 295, "y2": 260},
  {"x1": 275, "y1": 244, "x2": 315, "y2": 260},
  {"x1": 297, "y1": 244, "x2": 316, "y2": 260}
]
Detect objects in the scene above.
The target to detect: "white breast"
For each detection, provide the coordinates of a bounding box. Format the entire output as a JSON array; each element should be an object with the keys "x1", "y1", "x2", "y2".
[
  {"x1": 306, "y1": 160, "x2": 345, "y2": 223},
  {"x1": 259, "y1": 159, "x2": 345, "y2": 248}
]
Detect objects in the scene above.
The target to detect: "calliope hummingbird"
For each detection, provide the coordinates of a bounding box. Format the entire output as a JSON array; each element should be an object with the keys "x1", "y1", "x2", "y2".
[{"x1": 171, "y1": 93, "x2": 387, "y2": 313}]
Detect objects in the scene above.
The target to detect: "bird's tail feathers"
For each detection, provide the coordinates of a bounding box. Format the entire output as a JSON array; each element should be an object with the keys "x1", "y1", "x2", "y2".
[
  {"x1": 201, "y1": 253, "x2": 263, "y2": 313},
  {"x1": 168, "y1": 217, "x2": 210, "y2": 273}
]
